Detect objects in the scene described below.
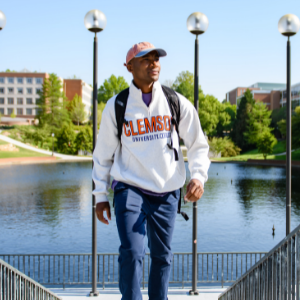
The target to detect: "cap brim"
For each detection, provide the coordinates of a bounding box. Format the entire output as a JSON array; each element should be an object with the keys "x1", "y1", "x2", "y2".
[{"x1": 135, "y1": 48, "x2": 167, "y2": 58}]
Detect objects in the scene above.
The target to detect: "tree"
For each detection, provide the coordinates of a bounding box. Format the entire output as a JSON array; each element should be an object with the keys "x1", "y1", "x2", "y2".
[
  {"x1": 172, "y1": 71, "x2": 204, "y2": 105},
  {"x1": 232, "y1": 89, "x2": 255, "y2": 151},
  {"x1": 68, "y1": 94, "x2": 87, "y2": 125},
  {"x1": 278, "y1": 106, "x2": 300, "y2": 149},
  {"x1": 75, "y1": 126, "x2": 93, "y2": 154},
  {"x1": 244, "y1": 102, "x2": 273, "y2": 145},
  {"x1": 56, "y1": 123, "x2": 76, "y2": 154},
  {"x1": 222, "y1": 103, "x2": 237, "y2": 134},
  {"x1": 209, "y1": 136, "x2": 241, "y2": 157},
  {"x1": 271, "y1": 107, "x2": 286, "y2": 138},
  {"x1": 36, "y1": 73, "x2": 71, "y2": 129},
  {"x1": 98, "y1": 75, "x2": 129, "y2": 103},
  {"x1": 257, "y1": 132, "x2": 277, "y2": 159},
  {"x1": 10, "y1": 110, "x2": 16, "y2": 118},
  {"x1": 198, "y1": 95, "x2": 231, "y2": 136}
]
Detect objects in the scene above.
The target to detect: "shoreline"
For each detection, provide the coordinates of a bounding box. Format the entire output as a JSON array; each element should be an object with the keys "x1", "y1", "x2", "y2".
[
  {"x1": 0, "y1": 156, "x2": 92, "y2": 167},
  {"x1": 1, "y1": 156, "x2": 299, "y2": 168}
]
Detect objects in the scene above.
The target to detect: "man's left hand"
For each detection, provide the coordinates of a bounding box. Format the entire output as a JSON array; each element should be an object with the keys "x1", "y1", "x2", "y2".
[{"x1": 184, "y1": 179, "x2": 204, "y2": 202}]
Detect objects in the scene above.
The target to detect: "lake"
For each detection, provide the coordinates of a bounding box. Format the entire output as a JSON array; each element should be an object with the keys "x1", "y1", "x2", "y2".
[{"x1": 1, "y1": 162, "x2": 300, "y2": 254}]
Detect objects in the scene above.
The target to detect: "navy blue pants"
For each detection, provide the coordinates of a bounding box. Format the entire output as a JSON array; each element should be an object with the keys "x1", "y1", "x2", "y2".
[{"x1": 114, "y1": 182, "x2": 180, "y2": 300}]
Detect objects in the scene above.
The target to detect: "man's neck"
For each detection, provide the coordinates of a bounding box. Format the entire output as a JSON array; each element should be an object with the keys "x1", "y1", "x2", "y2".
[{"x1": 132, "y1": 80, "x2": 155, "y2": 94}]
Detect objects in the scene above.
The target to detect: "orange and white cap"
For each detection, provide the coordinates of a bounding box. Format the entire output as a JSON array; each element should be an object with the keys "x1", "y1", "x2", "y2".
[{"x1": 124, "y1": 42, "x2": 167, "y2": 66}]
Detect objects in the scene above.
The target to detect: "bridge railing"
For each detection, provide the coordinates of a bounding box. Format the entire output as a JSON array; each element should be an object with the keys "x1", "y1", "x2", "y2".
[
  {"x1": 0, "y1": 252, "x2": 267, "y2": 289},
  {"x1": 0, "y1": 257, "x2": 61, "y2": 300},
  {"x1": 218, "y1": 224, "x2": 300, "y2": 300}
]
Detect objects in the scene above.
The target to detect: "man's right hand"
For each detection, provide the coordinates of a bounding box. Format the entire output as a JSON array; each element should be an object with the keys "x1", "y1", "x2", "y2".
[{"x1": 96, "y1": 202, "x2": 111, "y2": 225}]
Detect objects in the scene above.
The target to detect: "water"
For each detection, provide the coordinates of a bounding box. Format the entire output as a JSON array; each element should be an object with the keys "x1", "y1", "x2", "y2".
[{"x1": 1, "y1": 162, "x2": 300, "y2": 255}]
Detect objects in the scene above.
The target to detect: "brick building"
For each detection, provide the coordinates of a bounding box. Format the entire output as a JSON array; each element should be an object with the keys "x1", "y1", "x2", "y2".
[{"x1": 226, "y1": 82, "x2": 286, "y2": 110}]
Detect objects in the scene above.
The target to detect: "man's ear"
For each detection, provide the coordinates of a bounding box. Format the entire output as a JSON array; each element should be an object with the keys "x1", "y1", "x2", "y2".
[{"x1": 126, "y1": 62, "x2": 133, "y2": 73}]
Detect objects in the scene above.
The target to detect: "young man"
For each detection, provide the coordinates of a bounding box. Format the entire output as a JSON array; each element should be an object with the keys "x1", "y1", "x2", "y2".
[{"x1": 92, "y1": 42, "x2": 210, "y2": 300}]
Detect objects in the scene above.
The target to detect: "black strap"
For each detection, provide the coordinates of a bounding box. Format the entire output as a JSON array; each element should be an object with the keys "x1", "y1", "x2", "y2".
[
  {"x1": 115, "y1": 88, "x2": 129, "y2": 140},
  {"x1": 177, "y1": 188, "x2": 189, "y2": 221},
  {"x1": 161, "y1": 85, "x2": 180, "y2": 136}
]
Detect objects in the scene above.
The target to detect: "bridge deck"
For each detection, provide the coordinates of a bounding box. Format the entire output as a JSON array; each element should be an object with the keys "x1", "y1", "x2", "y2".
[{"x1": 50, "y1": 288, "x2": 226, "y2": 300}]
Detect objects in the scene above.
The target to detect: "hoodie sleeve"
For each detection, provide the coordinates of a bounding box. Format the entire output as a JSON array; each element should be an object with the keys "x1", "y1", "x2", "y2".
[
  {"x1": 176, "y1": 93, "x2": 210, "y2": 186},
  {"x1": 92, "y1": 96, "x2": 119, "y2": 203}
]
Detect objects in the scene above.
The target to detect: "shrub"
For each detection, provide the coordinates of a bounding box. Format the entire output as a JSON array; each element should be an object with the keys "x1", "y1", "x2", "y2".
[{"x1": 209, "y1": 137, "x2": 241, "y2": 157}]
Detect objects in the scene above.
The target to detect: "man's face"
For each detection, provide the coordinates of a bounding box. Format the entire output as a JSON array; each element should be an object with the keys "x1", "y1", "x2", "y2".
[{"x1": 127, "y1": 51, "x2": 161, "y2": 85}]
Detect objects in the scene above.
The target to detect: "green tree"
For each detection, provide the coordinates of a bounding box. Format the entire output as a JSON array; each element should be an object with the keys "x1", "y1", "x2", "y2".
[
  {"x1": 10, "y1": 110, "x2": 16, "y2": 118},
  {"x1": 98, "y1": 75, "x2": 129, "y2": 103},
  {"x1": 257, "y1": 131, "x2": 277, "y2": 159},
  {"x1": 232, "y1": 89, "x2": 256, "y2": 151},
  {"x1": 223, "y1": 103, "x2": 237, "y2": 133},
  {"x1": 75, "y1": 126, "x2": 93, "y2": 154},
  {"x1": 278, "y1": 106, "x2": 300, "y2": 149},
  {"x1": 271, "y1": 107, "x2": 286, "y2": 137},
  {"x1": 56, "y1": 123, "x2": 76, "y2": 154},
  {"x1": 244, "y1": 102, "x2": 273, "y2": 145},
  {"x1": 209, "y1": 136, "x2": 241, "y2": 157},
  {"x1": 198, "y1": 95, "x2": 231, "y2": 136},
  {"x1": 36, "y1": 73, "x2": 71, "y2": 129},
  {"x1": 68, "y1": 94, "x2": 87, "y2": 125},
  {"x1": 172, "y1": 71, "x2": 204, "y2": 105}
]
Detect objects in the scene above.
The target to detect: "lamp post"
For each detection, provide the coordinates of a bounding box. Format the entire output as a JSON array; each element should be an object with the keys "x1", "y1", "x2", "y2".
[
  {"x1": 51, "y1": 133, "x2": 54, "y2": 156},
  {"x1": 187, "y1": 12, "x2": 209, "y2": 296},
  {"x1": 0, "y1": 10, "x2": 6, "y2": 31},
  {"x1": 278, "y1": 14, "x2": 300, "y2": 236},
  {"x1": 84, "y1": 9, "x2": 107, "y2": 297}
]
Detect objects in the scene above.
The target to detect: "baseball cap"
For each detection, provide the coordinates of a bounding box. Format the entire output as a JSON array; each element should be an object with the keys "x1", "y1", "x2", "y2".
[{"x1": 124, "y1": 42, "x2": 167, "y2": 66}]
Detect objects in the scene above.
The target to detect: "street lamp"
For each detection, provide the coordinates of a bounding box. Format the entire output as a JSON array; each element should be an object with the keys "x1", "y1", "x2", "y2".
[
  {"x1": 278, "y1": 14, "x2": 300, "y2": 236},
  {"x1": 84, "y1": 9, "x2": 107, "y2": 297},
  {"x1": 51, "y1": 133, "x2": 54, "y2": 156},
  {"x1": 0, "y1": 10, "x2": 6, "y2": 31},
  {"x1": 187, "y1": 11, "x2": 209, "y2": 296}
]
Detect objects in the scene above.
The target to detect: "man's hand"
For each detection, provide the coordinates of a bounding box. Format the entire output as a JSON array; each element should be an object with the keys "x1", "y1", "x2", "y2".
[
  {"x1": 96, "y1": 202, "x2": 111, "y2": 225},
  {"x1": 184, "y1": 179, "x2": 204, "y2": 202}
]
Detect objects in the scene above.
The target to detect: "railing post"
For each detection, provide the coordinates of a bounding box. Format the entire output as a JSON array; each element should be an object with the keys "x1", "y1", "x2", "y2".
[
  {"x1": 297, "y1": 233, "x2": 300, "y2": 300},
  {"x1": 222, "y1": 254, "x2": 224, "y2": 288}
]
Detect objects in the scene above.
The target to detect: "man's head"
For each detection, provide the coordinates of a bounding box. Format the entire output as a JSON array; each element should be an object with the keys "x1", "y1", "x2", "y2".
[{"x1": 125, "y1": 42, "x2": 167, "y2": 87}]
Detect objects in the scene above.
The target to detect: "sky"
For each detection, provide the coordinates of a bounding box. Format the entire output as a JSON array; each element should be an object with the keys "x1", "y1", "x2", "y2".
[{"x1": 1, "y1": 0, "x2": 300, "y2": 102}]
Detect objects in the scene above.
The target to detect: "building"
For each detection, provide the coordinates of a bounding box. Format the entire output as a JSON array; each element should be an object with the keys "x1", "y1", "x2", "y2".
[
  {"x1": 63, "y1": 79, "x2": 93, "y2": 118},
  {"x1": 226, "y1": 82, "x2": 286, "y2": 110},
  {"x1": 0, "y1": 71, "x2": 93, "y2": 125},
  {"x1": 0, "y1": 71, "x2": 49, "y2": 124},
  {"x1": 281, "y1": 82, "x2": 300, "y2": 110}
]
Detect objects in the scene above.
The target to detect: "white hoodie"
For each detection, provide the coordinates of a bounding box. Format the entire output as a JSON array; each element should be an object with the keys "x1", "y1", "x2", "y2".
[{"x1": 92, "y1": 81, "x2": 210, "y2": 203}]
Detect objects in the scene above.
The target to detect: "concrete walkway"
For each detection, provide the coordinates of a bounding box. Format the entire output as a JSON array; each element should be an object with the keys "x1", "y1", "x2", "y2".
[
  {"x1": 50, "y1": 288, "x2": 226, "y2": 300},
  {"x1": 0, "y1": 134, "x2": 92, "y2": 161}
]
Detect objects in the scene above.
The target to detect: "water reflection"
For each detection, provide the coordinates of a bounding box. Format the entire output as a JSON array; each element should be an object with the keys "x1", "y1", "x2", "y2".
[{"x1": 1, "y1": 162, "x2": 300, "y2": 254}]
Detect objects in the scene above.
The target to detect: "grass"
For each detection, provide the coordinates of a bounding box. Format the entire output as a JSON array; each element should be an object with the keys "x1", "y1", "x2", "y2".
[
  {"x1": 212, "y1": 141, "x2": 300, "y2": 162},
  {"x1": 0, "y1": 140, "x2": 50, "y2": 159}
]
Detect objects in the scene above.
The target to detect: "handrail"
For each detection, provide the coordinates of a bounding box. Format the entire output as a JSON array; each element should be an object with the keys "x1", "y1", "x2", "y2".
[
  {"x1": 218, "y1": 223, "x2": 300, "y2": 299},
  {"x1": 1, "y1": 258, "x2": 61, "y2": 300},
  {"x1": 0, "y1": 252, "x2": 267, "y2": 289}
]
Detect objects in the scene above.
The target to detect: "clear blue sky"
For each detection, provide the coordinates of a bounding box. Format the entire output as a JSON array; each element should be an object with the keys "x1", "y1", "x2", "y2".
[{"x1": 1, "y1": 0, "x2": 300, "y2": 102}]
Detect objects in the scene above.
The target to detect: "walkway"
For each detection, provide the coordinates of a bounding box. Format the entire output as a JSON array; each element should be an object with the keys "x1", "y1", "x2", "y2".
[
  {"x1": 0, "y1": 134, "x2": 92, "y2": 161},
  {"x1": 50, "y1": 288, "x2": 226, "y2": 300}
]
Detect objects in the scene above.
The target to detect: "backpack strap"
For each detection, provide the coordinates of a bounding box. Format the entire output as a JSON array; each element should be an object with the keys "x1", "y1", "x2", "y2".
[
  {"x1": 115, "y1": 88, "x2": 129, "y2": 140},
  {"x1": 161, "y1": 85, "x2": 181, "y2": 136},
  {"x1": 161, "y1": 85, "x2": 181, "y2": 161}
]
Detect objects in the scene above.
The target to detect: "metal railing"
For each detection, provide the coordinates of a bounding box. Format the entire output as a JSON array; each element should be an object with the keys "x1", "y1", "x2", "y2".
[
  {"x1": 0, "y1": 252, "x2": 267, "y2": 289},
  {"x1": 0, "y1": 258, "x2": 61, "y2": 300},
  {"x1": 218, "y1": 223, "x2": 300, "y2": 300}
]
